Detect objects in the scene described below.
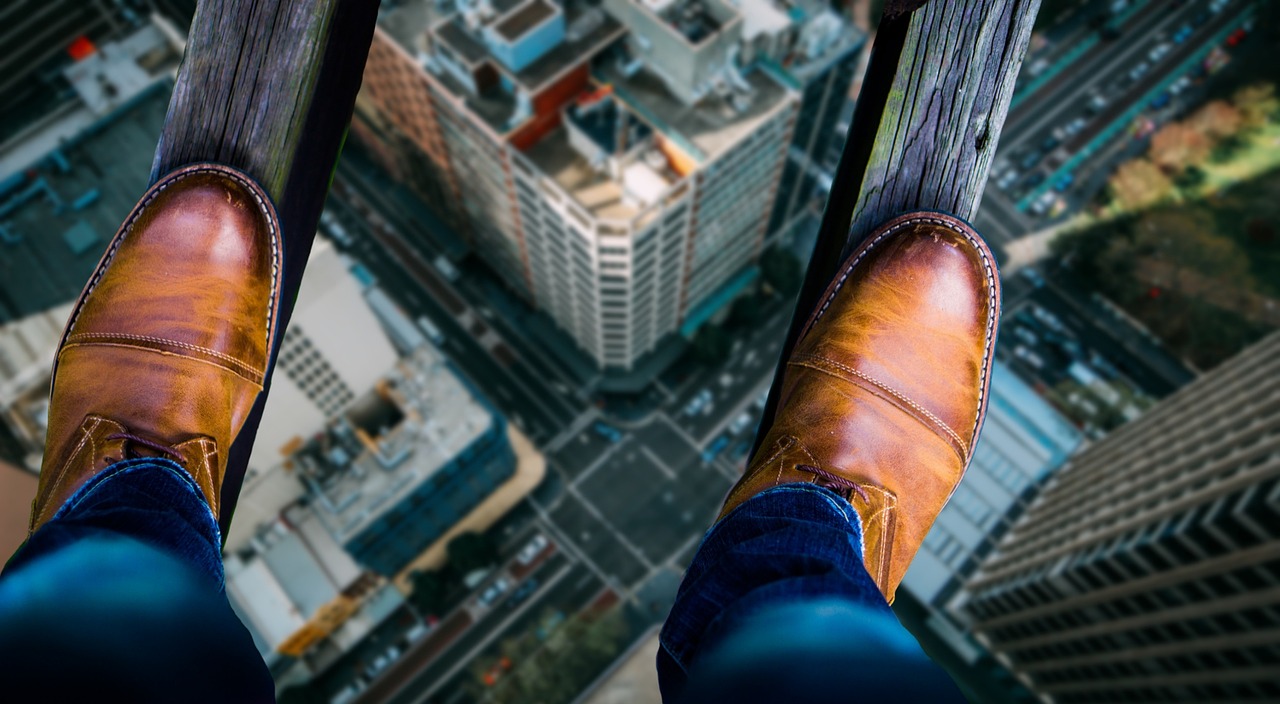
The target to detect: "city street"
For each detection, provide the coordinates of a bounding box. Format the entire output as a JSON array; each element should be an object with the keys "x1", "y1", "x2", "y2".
[
  {"x1": 326, "y1": 4, "x2": 1230, "y2": 699},
  {"x1": 974, "y1": 0, "x2": 1255, "y2": 244}
]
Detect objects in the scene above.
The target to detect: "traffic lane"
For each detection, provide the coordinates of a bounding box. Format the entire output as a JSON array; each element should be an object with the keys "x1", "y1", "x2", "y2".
[
  {"x1": 669, "y1": 307, "x2": 790, "y2": 442},
  {"x1": 452, "y1": 273, "x2": 587, "y2": 393},
  {"x1": 338, "y1": 158, "x2": 600, "y2": 394},
  {"x1": 425, "y1": 567, "x2": 608, "y2": 704},
  {"x1": 365, "y1": 220, "x2": 582, "y2": 425},
  {"x1": 390, "y1": 560, "x2": 604, "y2": 704},
  {"x1": 1034, "y1": 283, "x2": 1192, "y2": 396},
  {"x1": 633, "y1": 415, "x2": 700, "y2": 471},
  {"x1": 1061, "y1": 3, "x2": 1253, "y2": 157},
  {"x1": 329, "y1": 179, "x2": 584, "y2": 427},
  {"x1": 330, "y1": 197, "x2": 581, "y2": 432},
  {"x1": 1002, "y1": 0, "x2": 1189, "y2": 148},
  {"x1": 549, "y1": 492, "x2": 650, "y2": 587},
  {"x1": 577, "y1": 440, "x2": 732, "y2": 568},
  {"x1": 550, "y1": 424, "x2": 619, "y2": 479}
]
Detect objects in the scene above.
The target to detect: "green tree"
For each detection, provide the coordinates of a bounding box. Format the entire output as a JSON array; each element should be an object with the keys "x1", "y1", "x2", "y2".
[
  {"x1": 447, "y1": 531, "x2": 498, "y2": 575},
  {"x1": 760, "y1": 247, "x2": 802, "y2": 296},
  {"x1": 729, "y1": 290, "x2": 769, "y2": 328},
  {"x1": 1175, "y1": 165, "x2": 1206, "y2": 190},
  {"x1": 691, "y1": 325, "x2": 732, "y2": 364},
  {"x1": 407, "y1": 569, "x2": 449, "y2": 616}
]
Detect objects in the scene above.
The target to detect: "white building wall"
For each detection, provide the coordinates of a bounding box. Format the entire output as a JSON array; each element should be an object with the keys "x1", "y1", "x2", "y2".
[{"x1": 902, "y1": 362, "x2": 1083, "y2": 605}]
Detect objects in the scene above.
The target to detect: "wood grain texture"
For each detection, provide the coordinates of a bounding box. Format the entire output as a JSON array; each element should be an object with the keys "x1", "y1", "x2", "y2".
[
  {"x1": 753, "y1": 0, "x2": 1040, "y2": 457},
  {"x1": 151, "y1": 0, "x2": 379, "y2": 537}
]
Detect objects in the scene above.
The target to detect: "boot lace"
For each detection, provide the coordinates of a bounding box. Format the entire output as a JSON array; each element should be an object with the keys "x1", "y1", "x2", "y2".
[
  {"x1": 795, "y1": 464, "x2": 869, "y2": 503},
  {"x1": 103, "y1": 432, "x2": 184, "y2": 465}
]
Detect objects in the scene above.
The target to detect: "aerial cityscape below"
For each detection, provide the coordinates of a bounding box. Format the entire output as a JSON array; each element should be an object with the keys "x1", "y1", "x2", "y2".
[{"x1": 0, "y1": 0, "x2": 1277, "y2": 702}]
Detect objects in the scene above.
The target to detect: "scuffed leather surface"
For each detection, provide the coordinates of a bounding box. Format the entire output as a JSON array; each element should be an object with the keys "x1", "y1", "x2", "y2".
[
  {"x1": 31, "y1": 164, "x2": 280, "y2": 533},
  {"x1": 720, "y1": 212, "x2": 999, "y2": 602}
]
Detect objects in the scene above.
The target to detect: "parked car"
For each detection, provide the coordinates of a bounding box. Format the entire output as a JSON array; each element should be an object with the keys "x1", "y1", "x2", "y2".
[
  {"x1": 478, "y1": 577, "x2": 512, "y2": 608},
  {"x1": 432, "y1": 255, "x2": 460, "y2": 282},
  {"x1": 727, "y1": 411, "x2": 754, "y2": 436},
  {"x1": 702, "y1": 436, "x2": 730, "y2": 464},
  {"x1": 683, "y1": 389, "x2": 713, "y2": 416},
  {"x1": 507, "y1": 579, "x2": 539, "y2": 608},
  {"x1": 592, "y1": 421, "x2": 622, "y2": 443},
  {"x1": 517, "y1": 534, "x2": 549, "y2": 565}
]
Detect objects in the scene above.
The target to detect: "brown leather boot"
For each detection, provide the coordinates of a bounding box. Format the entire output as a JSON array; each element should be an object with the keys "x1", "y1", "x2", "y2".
[
  {"x1": 28, "y1": 163, "x2": 282, "y2": 534},
  {"x1": 719, "y1": 211, "x2": 999, "y2": 603}
]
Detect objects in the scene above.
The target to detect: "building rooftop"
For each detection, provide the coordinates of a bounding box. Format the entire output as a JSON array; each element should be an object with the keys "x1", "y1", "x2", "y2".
[
  {"x1": 295, "y1": 346, "x2": 495, "y2": 543},
  {"x1": 0, "y1": 83, "x2": 170, "y2": 324},
  {"x1": 599, "y1": 60, "x2": 791, "y2": 160}
]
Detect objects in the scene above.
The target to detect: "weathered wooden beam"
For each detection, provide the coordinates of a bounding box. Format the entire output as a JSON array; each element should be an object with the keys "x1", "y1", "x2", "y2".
[
  {"x1": 152, "y1": 0, "x2": 380, "y2": 538},
  {"x1": 754, "y1": 0, "x2": 1040, "y2": 455}
]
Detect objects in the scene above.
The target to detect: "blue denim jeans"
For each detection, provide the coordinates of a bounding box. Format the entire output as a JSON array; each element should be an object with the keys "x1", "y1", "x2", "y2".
[
  {"x1": 0, "y1": 459, "x2": 274, "y2": 702},
  {"x1": 659, "y1": 483, "x2": 964, "y2": 703}
]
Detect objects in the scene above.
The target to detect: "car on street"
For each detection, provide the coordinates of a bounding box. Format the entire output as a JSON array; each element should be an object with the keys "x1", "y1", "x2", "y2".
[
  {"x1": 478, "y1": 577, "x2": 512, "y2": 608},
  {"x1": 1040, "y1": 136, "x2": 1061, "y2": 153},
  {"x1": 683, "y1": 388, "x2": 713, "y2": 416},
  {"x1": 1012, "y1": 325, "x2": 1038, "y2": 346},
  {"x1": 1168, "y1": 75, "x2": 1193, "y2": 95},
  {"x1": 1018, "y1": 151, "x2": 1041, "y2": 170},
  {"x1": 1226, "y1": 28, "x2": 1247, "y2": 47},
  {"x1": 592, "y1": 421, "x2": 622, "y2": 443},
  {"x1": 417, "y1": 315, "x2": 446, "y2": 346},
  {"x1": 1029, "y1": 190, "x2": 1057, "y2": 217},
  {"x1": 1014, "y1": 345, "x2": 1045, "y2": 370},
  {"x1": 507, "y1": 578, "x2": 539, "y2": 608},
  {"x1": 1149, "y1": 92, "x2": 1172, "y2": 110},
  {"x1": 1022, "y1": 172, "x2": 1045, "y2": 189},
  {"x1": 1147, "y1": 42, "x2": 1172, "y2": 63},
  {"x1": 727, "y1": 411, "x2": 754, "y2": 436},
  {"x1": 702, "y1": 436, "x2": 730, "y2": 464},
  {"x1": 1172, "y1": 23, "x2": 1193, "y2": 43},
  {"x1": 1020, "y1": 267, "x2": 1046, "y2": 288},
  {"x1": 319, "y1": 209, "x2": 354, "y2": 247},
  {"x1": 1030, "y1": 304, "x2": 1068, "y2": 333},
  {"x1": 1127, "y1": 61, "x2": 1150, "y2": 82},
  {"x1": 432, "y1": 255, "x2": 460, "y2": 282},
  {"x1": 1053, "y1": 173, "x2": 1074, "y2": 191},
  {"x1": 718, "y1": 372, "x2": 734, "y2": 388},
  {"x1": 517, "y1": 534, "x2": 549, "y2": 565}
]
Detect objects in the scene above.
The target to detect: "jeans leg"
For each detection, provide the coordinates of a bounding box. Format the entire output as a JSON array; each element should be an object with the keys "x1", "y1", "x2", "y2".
[
  {"x1": 658, "y1": 483, "x2": 963, "y2": 703},
  {"x1": 0, "y1": 459, "x2": 274, "y2": 702}
]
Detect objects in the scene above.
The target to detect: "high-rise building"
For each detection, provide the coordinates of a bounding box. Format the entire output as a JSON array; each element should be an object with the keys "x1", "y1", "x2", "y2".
[
  {"x1": 955, "y1": 332, "x2": 1280, "y2": 703},
  {"x1": 897, "y1": 362, "x2": 1081, "y2": 661},
  {"x1": 355, "y1": 0, "x2": 859, "y2": 371},
  {"x1": 759, "y1": 2, "x2": 863, "y2": 241}
]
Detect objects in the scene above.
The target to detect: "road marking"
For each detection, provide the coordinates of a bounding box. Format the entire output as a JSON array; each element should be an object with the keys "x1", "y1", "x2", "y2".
[
  {"x1": 568, "y1": 483, "x2": 655, "y2": 573},
  {"x1": 640, "y1": 445, "x2": 676, "y2": 481}
]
